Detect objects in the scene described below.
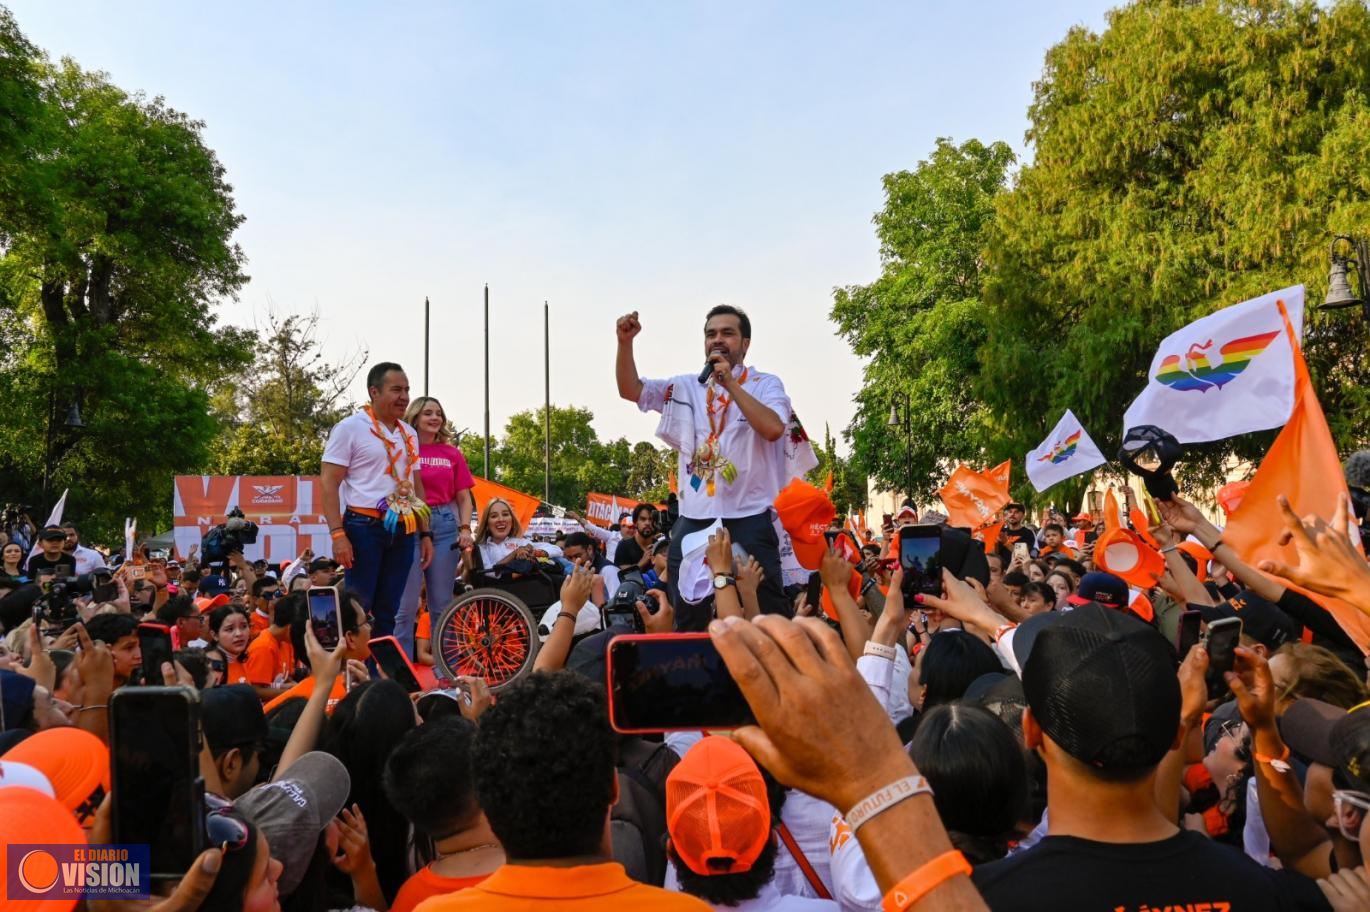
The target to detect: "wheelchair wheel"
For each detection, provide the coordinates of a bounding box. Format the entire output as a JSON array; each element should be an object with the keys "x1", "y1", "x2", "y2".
[{"x1": 432, "y1": 588, "x2": 540, "y2": 691}]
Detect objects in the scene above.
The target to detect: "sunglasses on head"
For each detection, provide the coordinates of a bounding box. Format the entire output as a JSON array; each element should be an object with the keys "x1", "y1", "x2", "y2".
[{"x1": 203, "y1": 795, "x2": 252, "y2": 852}]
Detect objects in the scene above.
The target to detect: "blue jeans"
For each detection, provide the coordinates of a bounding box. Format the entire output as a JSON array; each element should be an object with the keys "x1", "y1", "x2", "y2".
[
  {"x1": 342, "y1": 510, "x2": 416, "y2": 642},
  {"x1": 396, "y1": 505, "x2": 462, "y2": 657}
]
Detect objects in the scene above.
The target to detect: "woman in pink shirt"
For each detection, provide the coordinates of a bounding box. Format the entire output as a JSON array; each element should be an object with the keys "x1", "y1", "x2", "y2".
[{"x1": 396, "y1": 396, "x2": 477, "y2": 658}]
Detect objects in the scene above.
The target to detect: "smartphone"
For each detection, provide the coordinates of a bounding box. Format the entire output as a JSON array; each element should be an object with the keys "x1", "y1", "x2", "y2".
[
  {"x1": 899, "y1": 525, "x2": 944, "y2": 597},
  {"x1": 368, "y1": 635, "x2": 424, "y2": 693},
  {"x1": 138, "y1": 623, "x2": 174, "y2": 685},
  {"x1": 1204, "y1": 616, "x2": 1243, "y2": 688},
  {"x1": 805, "y1": 571, "x2": 823, "y2": 610},
  {"x1": 607, "y1": 633, "x2": 755, "y2": 733},
  {"x1": 1176, "y1": 609, "x2": 1203, "y2": 659},
  {"x1": 1012, "y1": 542, "x2": 1030, "y2": 563},
  {"x1": 308, "y1": 586, "x2": 342, "y2": 651},
  {"x1": 110, "y1": 687, "x2": 205, "y2": 879},
  {"x1": 129, "y1": 564, "x2": 146, "y2": 581}
]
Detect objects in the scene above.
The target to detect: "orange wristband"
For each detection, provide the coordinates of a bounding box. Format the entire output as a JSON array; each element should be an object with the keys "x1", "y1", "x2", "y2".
[
  {"x1": 881, "y1": 850, "x2": 972, "y2": 912},
  {"x1": 330, "y1": 530, "x2": 347, "y2": 541}
]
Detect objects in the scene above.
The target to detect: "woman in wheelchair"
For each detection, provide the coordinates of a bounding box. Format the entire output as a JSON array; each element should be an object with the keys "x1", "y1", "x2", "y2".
[{"x1": 472, "y1": 498, "x2": 565, "y2": 576}]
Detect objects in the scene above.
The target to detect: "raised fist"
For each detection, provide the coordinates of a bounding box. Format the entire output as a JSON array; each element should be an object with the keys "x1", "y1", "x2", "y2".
[{"x1": 616, "y1": 311, "x2": 642, "y2": 343}]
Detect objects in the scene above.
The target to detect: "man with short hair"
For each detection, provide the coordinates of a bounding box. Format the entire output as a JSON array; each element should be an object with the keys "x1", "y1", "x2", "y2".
[
  {"x1": 971, "y1": 603, "x2": 1330, "y2": 910},
  {"x1": 614, "y1": 504, "x2": 662, "y2": 572},
  {"x1": 84, "y1": 613, "x2": 140, "y2": 689},
  {"x1": 308, "y1": 556, "x2": 340, "y2": 588},
  {"x1": 1000, "y1": 503, "x2": 1036, "y2": 557},
  {"x1": 244, "y1": 591, "x2": 299, "y2": 700},
  {"x1": 384, "y1": 719, "x2": 504, "y2": 912},
  {"x1": 321, "y1": 362, "x2": 434, "y2": 643},
  {"x1": 155, "y1": 594, "x2": 208, "y2": 648},
  {"x1": 202, "y1": 684, "x2": 267, "y2": 799},
  {"x1": 59, "y1": 523, "x2": 107, "y2": 575},
  {"x1": 561, "y1": 532, "x2": 606, "y2": 572},
  {"x1": 415, "y1": 672, "x2": 708, "y2": 911},
  {"x1": 249, "y1": 577, "x2": 280, "y2": 636},
  {"x1": 616, "y1": 306, "x2": 812, "y2": 629}
]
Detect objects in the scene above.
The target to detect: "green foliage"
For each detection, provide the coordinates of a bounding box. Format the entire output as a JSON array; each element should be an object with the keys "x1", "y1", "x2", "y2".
[
  {"x1": 806, "y1": 424, "x2": 868, "y2": 516},
  {"x1": 981, "y1": 0, "x2": 1370, "y2": 488},
  {"x1": 831, "y1": 137, "x2": 1015, "y2": 502},
  {"x1": 0, "y1": 12, "x2": 253, "y2": 544},
  {"x1": 209, "y1": 313, "x2": 366, "y2": 476}
]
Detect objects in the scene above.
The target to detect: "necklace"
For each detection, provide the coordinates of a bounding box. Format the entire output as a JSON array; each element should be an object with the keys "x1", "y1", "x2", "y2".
[
  {"x1": 690, "y1": 367, "x2": 748, "y2": 496},
  {"x1": 435, "y1": 842, "x2": 500, "y2": 859},
  {"x1": 363, "y1": 406, "x2": 430, "y2": 534}
]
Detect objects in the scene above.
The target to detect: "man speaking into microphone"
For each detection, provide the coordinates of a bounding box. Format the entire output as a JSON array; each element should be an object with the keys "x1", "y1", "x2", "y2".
[{"x1": 616, "y1": 305, "x2": 813, "y2": 630}]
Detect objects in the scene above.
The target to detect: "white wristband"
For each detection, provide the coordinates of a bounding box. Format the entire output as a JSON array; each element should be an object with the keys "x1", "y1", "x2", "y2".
[
  {"x1": 844, "y1": 775, "x2": 934, "y2": 833},
  {"x1": 862, "y1": 641, "x2": 897, "y2": 661}
]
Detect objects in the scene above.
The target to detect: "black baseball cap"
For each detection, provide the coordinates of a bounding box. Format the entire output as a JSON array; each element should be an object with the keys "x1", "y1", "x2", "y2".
[
  {"x1": 201, "y1": 684, "x2": 267, "y2": 753},
  {"x1": 1199, "y1": 590, "x2": 1302, "y2": 650},
  {"x1": 39, "y1": 526, "x2": 66, "y2": 541},
  {"x1": 308, "y1": 557, "x2": 339, "y2": 574},
  {"x1": 1278, "y1": 698, "x2": 1343, "y2": 767},
  {"x1": 1332, "y1": 704, "x2": 1370, "y2": 791},
  {"x1": 1023, "y1": 603, "x2": 1180, "y2": 772}
]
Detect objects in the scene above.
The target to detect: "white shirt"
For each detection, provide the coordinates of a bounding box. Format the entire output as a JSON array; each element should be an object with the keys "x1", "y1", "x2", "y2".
[
  {"x1": 322, "y1": 411, "x2": 420, "y2": 513},
  {"x1": 638, "y1": 366, "x2": 799, "y2": 520},
  {"x1": 477, "y1": 536, "x2": 562, "y2": 569}
]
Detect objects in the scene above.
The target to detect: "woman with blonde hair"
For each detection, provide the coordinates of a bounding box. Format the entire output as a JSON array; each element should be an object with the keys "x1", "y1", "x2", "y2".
[
  {"x1": 396, "y1": 396, "x2": 477, "y2": 658},
  {"x1": 473, "y1": 497, "x2": 562, "y2": 575}
]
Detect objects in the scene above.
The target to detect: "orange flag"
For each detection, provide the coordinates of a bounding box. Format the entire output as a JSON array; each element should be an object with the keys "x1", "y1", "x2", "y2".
[
  {"x1": 668, "y1": 471, "x2": 679, "y2": 495},
  {"x1": 823, "y1": 470, "x2": 834, "y2": 493},
  {"x1": 1224, "y1": 303, "x2": 1370, "y2": 652},
  {"x1": 470, "y1": 477, "x2": 541, "y2": 532},
  {"x1": 939, "y1": 461, "x2": 1012, "y2": 531},
  {"x1": 975, "y1": 522, "x2": 1004, "y2": 556}
]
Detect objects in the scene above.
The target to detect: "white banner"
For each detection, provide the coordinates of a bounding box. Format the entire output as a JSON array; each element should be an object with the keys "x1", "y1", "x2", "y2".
[
  {"x1": 1025, "y1": 410, "x2": 1107, "y2": 493},
  {"x1": 1123, "y1": 285, "x2": 1304, "y2": 443}
]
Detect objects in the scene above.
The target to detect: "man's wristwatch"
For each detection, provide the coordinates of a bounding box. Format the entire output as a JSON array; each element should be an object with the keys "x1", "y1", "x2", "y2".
[
  {"x1": 419, "y1": 531, "x2": 433, "y2": 540},
  {"x1": 713, "y1": 574, "x2": 736, "y2": 591}
]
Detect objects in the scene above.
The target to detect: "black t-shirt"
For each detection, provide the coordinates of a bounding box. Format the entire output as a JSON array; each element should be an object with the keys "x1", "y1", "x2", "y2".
[
  {"x1": 1002, "y1": 526, "x2": 1037, "y2": 554},
  {"x1": 973, "y1": 831, "x2": 1330, "y2": 911},
  {"x1": 26, "y1": 552, "x2": 76, "y2": 579}
]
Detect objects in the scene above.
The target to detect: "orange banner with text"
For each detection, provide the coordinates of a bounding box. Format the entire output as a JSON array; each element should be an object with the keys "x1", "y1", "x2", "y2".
[{"x1": 173, "y1": 475, "x2": 329, "y2": 564}]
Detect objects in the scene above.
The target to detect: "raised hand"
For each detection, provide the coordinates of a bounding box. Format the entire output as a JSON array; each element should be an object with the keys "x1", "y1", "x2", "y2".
[{"x1": 616, "y1": 311, "x2": 642, "y2": 343}]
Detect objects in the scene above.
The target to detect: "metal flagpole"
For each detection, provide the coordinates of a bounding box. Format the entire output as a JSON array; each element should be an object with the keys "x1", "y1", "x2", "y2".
[
  {"x1": 544, "y1": 301, "x2": 551, "y2": 503},
  {"x1": 423, "y1": 296, "x2": 430, "y2": 396},
  {"x1": 483, "y1": 284, "x2": 491, "y2": 479}
]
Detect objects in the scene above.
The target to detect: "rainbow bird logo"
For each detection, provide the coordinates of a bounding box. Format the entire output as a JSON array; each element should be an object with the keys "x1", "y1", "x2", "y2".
[
  {"x1": 1037, "y1": 430, "x2": 1082, "y2": 464},
  {"x1": 1154, "y1": 331, "x2": 1281, "y2": 393}
]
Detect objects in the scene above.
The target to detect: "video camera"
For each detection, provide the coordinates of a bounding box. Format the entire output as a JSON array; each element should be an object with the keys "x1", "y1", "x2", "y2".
[
  {"x1": 601, "y1": 567, "x2": 663, "y2": 634},
  {"x1": 201, "y1": 507, "x2": 260, "y2": 564},
  {"x1": 33, "y1": 573, "x2": 99, "y2": 632}
]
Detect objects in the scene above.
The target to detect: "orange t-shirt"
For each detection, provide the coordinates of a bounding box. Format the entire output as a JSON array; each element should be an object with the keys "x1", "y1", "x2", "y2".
[
  {"x1": 413, "y1": 862, "x2": 708, "y2": 912},
  {"x1": 249, "y1": 609, "x2": 271, "y2": 637},
  {"x1": 262, "y1": 676, "x2": 347, "y2": 715},
  {"x1": 1039, "y1": 544, "x2": 1076, "y2": 559},
  {"x1": 243, "y1": 630, "x2": 296, "y2": 687},
  {"x1": 223, "y1": 656, "x2": 251, "y2": 687},
  {"x1": 391, "y1": 867, "x2": 489, "y2": 912},
  {"x1": 416, "y1": 610, "x2": 431, "y2": 642}
]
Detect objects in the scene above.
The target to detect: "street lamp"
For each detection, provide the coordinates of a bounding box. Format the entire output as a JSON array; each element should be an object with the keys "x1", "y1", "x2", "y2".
[
  {"x1": 886, "y1": 396, "x2": 913, "y2": 506},
  {"x1": 1322, "y1": 234, "x2": 1368, "y2": 321}
]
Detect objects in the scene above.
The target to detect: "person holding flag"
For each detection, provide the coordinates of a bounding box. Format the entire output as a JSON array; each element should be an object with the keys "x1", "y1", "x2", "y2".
[{"x1": 616, "y1": 305, "x2": 816, "y2": 628}]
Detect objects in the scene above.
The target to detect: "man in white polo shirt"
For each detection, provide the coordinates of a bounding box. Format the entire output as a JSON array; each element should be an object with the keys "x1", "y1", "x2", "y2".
[
  {"x1": 321, "y1": 362, "x2": 434, "y2": 641},
  {"x1": 616, "y1": 305, "x2": 815, "y2": 630}
]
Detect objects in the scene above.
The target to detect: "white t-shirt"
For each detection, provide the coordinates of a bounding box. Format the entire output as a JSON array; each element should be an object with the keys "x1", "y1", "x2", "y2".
[
  {"x1": 638, "y1": 366, "x2": 798, "y2": 520},
  {"x1": 322, "y1": 411, "x2": 420, "y2": 513},
  {"x1": 477, "y1": 536, "x2": 563, "y2": 569}
]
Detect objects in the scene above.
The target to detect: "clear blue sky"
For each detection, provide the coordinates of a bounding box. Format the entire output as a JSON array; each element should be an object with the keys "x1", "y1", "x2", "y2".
[{"x1": 9, "y1": 0, "x2": 1115, "y2": 450}]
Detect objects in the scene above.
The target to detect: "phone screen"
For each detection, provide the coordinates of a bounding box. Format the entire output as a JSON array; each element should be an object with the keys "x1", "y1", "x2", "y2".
[
  {"x1": 1176, "y1": 610, "x2": 1203, "y2": 658},
  {"x1": 1012, "y1": 542, "x2": 1030, "y2": 562},
  {"x1": 608, "y1": 634, "x2": 754, "y2": 733},
  {"x1": 138, "y1": 624, "x2": 174, "y2": 685},
  {"x1": 805, "y1": 571, "x2": 823, "y2": 610},
  {"x1": 369, "y1": 637, "x2": 422, "y2": 693},
  {"x1": 1205, "y1": 618, "x2": 1243, "y2": 687},
  {"x1": 110, "y1": 687, "x2": 204, "y2": 878},
  {"x1": 308, "y1": 587, "x2": 341, "y2": 650},
  {"x1": 899, "y1": 525, "x2": 943, "y2": 596}
]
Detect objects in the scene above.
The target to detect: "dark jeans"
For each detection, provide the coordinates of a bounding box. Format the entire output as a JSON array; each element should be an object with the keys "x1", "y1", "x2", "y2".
[
  {"x1": 667, "y1": 510, "x2": 789, "y2": 632},
  {"x1": 342, "y1": 510, "x2": 416, "y2": 640}
]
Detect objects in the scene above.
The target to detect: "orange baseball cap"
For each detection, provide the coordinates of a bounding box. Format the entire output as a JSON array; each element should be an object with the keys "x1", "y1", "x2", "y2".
[
  {"x1": 6, "y1": 728, "x2": 111, "y2": 829},
  {"x1": 195, "y1": 593, "x2": 231, "y2": 614},
  {"x1": 1175, "y1": 541, "x2": 1213, "y2": 583},
  {"x1": 0, "y1": 787, "x2": 84, "y2": 911},
  {"x1": 666, "y1": 738, "x2": 771, "y2": 876},
  {"x1": 774, "y1": 478, "x2": 836, "y2": 571}
]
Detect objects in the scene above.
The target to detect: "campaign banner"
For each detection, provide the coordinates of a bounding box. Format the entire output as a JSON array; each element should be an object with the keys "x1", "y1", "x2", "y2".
[
  {"x1": 173, "y1": 475, "x2": 331, "y2": 563},
  {"x1": 584, "y1": 492, "x2": 668, "y2": 528}
]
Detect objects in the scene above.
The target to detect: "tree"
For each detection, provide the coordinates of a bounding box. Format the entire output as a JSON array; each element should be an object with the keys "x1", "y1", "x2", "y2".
[
  {"x1": 625, "y1": 440, "x2": 675, "y2": 503},
  {"x1": 830, "y1": 137, "x2": 1015, "y2": 502},
  {"x1": 209, "y1": 312, "x2": 367, "y2": 475},
  {"x1": 0, "y1": 22, "x2": 253, "y2": 542},
  {"x1": 496, "y1": 405, "x2": 614, "y2": 508},
  {"x1": 808, "y1": 424, "x2": 868, "y2": 516},
  {"x1": 981, "y1": 0, "x2": 1370, "y2": 492}
]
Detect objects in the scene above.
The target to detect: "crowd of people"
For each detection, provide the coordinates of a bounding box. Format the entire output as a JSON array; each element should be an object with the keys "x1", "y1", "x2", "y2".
[{"x1": 2, "y1": 304, "x2": 1370, "y2": 912}]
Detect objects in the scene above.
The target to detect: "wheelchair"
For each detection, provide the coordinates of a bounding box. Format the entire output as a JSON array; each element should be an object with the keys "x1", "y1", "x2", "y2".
[{"x1": 429, "y1": 545, "x2": 563, "y2": 691}]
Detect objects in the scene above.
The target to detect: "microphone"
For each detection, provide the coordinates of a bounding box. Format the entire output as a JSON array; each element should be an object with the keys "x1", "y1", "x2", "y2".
[{"x1": 698, "y1": 360, "x2": 715, "y2": 384}]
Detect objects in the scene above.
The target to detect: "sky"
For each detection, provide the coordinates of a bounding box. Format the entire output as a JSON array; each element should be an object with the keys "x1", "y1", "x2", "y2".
[{"x1": 9, "y1": 0, "x2": 1116, "y2": 451}]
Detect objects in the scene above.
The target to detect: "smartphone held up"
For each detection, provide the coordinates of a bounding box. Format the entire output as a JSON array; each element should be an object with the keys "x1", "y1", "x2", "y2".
[{"x1": 607, "y1": 633, "x2": 753, "y2": 734}]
